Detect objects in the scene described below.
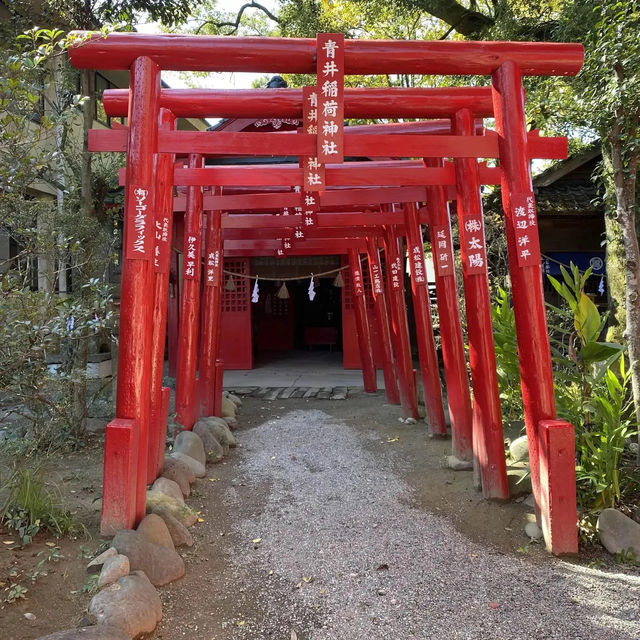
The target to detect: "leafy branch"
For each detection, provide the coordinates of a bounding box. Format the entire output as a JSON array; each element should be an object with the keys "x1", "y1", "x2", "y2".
[{"x1": 196, "y1": 1, "x2": 281, "y2": 35}]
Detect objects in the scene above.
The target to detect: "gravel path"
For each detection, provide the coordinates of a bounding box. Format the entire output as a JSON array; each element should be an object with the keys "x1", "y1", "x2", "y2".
[{"x1": 216, "y1": 408, "x2": 640, "y2": 640}]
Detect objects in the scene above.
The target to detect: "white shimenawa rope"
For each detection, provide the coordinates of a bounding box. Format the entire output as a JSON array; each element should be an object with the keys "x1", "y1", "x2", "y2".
[{"x1": 221, "y1": 259, "x2": 366, "y2": 282}]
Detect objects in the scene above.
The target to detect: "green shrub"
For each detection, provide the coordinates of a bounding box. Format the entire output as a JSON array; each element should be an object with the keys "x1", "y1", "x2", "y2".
[
  {"x1": 492, "y1": 264, "x2": 639, "y2": 537},
  {"x1": 491, "y1": 286, "x2": 523, "y2": 422}
]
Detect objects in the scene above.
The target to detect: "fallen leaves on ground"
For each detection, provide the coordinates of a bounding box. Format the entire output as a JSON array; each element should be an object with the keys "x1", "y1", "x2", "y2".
[{"x1": 296, "y1": 576, "x2": 314, "y2": 588}]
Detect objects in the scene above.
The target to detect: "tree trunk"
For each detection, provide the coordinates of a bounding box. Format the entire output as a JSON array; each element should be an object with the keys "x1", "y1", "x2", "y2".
[
  {"x1": 602, "y1": 147, "x2": 627, "y2": 342},
  {"x1": 609, "y1": 135, "x2": 640, "y2": 463},
  {"x1": 405, "y1": 0, "x2": 494, "y2": 35},
  {"x1": 80, "y1": 69, "x2": 94, "y2": 224},
  {"x1": 36, "y1": 210, "x2": 56, "y2": 295},
  {"x1": 68, "y1": 68, "x2": 95, "y2": 437}
]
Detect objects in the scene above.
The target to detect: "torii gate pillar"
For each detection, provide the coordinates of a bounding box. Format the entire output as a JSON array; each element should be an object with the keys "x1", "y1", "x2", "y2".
[
  {"x1": 175, "y1": 154, "x2": 204, "y2": 429},
  {"x1": 425, "y1": 159, "x2": 473, "y2": 461},
  {"x1": 454, "y1": 108, "x2": 508, "y2": 499},
  {"x1": 492, "y1": 61, "x2": 577, "y2": 554},
  {"x1": 101, "y1": 56, "x2": 160, "y2": 535},
  {"x1": 200, "y1": 209, "x2": 223, "y2": 416},
  {"x1": 404, "y1": 202, "x2": 446, "y2": 435},
  {"x1": 365, "y1": 236, "x2": 400, "y2": 405},
  {"x1": 148, "y1": 108, "x2": 176, "y2": 483},
  {"x1": 383, "y1": 224, "x2": 419, "y2": 419},
  {"x1": 348, "y1": 248, "x2": 377, "y2": 393}
]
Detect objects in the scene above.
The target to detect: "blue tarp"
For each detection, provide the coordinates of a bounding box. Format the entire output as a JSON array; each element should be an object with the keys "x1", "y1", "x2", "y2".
[{"x1": 542, "y1": 251, "x2": 606, "y2": 276}]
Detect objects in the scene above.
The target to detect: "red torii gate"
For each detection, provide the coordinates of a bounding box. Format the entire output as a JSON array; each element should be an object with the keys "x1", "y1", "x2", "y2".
[
  {"x1": 144, "y1": 137, "x2": 562, "y2": 502},
  {"x1": 99, "y1": 90, "x2": 566, "y2": 449},
  {"x1": 70, "y1": 31, "x2": 583, "y2": 555}
]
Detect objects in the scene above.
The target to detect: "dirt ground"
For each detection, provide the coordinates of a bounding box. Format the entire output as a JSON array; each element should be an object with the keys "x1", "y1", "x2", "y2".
[
  {"x1": 0, "y1": 393, "x2": 637, "y2": 639},
  {"x1": 0, "y1": 445, "x2": 105, "y2": 640}
]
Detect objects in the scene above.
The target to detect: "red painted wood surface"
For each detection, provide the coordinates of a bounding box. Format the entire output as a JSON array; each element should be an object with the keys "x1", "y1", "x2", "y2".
[
  {"x1": 346, "y1": 119, "x2": 483, "y2": 136},
  {"x1": 148, "y1": 108, "x2": 176, "y2": 484},
  {"x1": 175, "y1": 154, "x2": 204, "y2": 429},
  {"x1": 301, "y1": 86, "x2": 325, "y2": 192},
  {"x1": 223, "y1": 239, "x2": 367, "y2": 254},
  {"x1": 454, "y1": 109, "x2": 508, "y2": 499},
  {"x1": 214, "y1": 359, "x2": 224, "y2": 416},
  {"x1": 383, "y1": 225, "x2": 419, "y2": 419},
  {"x1": 220, "y1": 211, "x2": 409, "y2": 229},
  {"x1": 91, "y1": 128, "x2": 567, "y2": 160},
  {"x1": 492, "y1": 61, "x2": 560, "y2": 521},
  {"x1": 200, "y1": 210, "x2": 223, "y2": 416},
  {"x1": 73, "y1": 31, "x2": 584, "y2": 548},
  {"x1": 348, "y1": 249, "x2": 377, "y2": 392},
  {"x1": 404, "y1": 202, "x2": 446, "y2": 435},
  {"x1": 222, "y1": 226, "x2": 386, "y2": 240},
  {"x1": 160, "y1": 386, "x2": 170, "y2": 454},
  {"x1": 158, "y1": 132, "x2": 479, "y2": 157},
  {"x1": 538, "y1": 420, "x2": 578, "y2": 554},
  {"x1": 102, "y1": 87, "x2": 495, "y2": 119},
  {"x1": 101, "y1": 418, "x2": 139, "y2": 536},
  {"x1": 366, "y1": 236, "x2": 400, "y2": 405},
  {"x1": 220, "y1": 258, "x2": 253, "y2": 369},
  {"x1": 170, "y1": 165, "x2": 486, "y2": 187},
  {"x1": 69, "y1": 32, "x2": 584, "y2": 76},
  {"x1": 176, "y1": 187, "x2": 428, "y2": 213},
  {"x1": 227, "y1": 248, "x2": 365, "y2": 258},
  {"x1": 109, "y1": 56, "x2": 161, "y2": 532},
  {"x1": 316, "y1": 33, "x2": 344, "y2": 163},
  {"x1": 425, "y1": 159, "x2": 473, "y2": 461},
  {"x1": 341, "y1": 256, "x2": 383, "y2": 371},
  {"x1": 117, "y1": 162, "x2": 505, "y2": 189},
  {"x1": 167, "y1": 250, "x2": 179, "y2": 378}
]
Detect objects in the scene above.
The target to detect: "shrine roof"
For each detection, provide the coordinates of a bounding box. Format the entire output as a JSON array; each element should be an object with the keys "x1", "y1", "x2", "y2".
[
  {"x1": 534, "y1": 182, "x2": 602, "y2": 217},
  {"x1": 532, "y1": 143, "x2": 603, "y2": 217}
]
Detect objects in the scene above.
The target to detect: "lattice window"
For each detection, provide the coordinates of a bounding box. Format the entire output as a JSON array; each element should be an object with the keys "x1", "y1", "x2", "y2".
[
  {"x1": 222, "y1": 259, "x2": 249, "y2": 312},
  {"x1": 269, "y1": 295, "x2": 289, "y2": 316}
]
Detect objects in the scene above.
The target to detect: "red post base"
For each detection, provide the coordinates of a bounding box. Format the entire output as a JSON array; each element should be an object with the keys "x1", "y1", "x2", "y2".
[
  {"x1": 190, "y1": 377, "x2": 201, "y2": 430},
  {"x1": 168, "y1": 251, "x2": 179, "y2": 378},
  {"x1": 101, "y1": 418, "x2": 139, "y2": 536},
  {"x1": 538, "y1": 420, "x2": 578, "y2": 555},
  {"x1": 147, "y1": 388, "x2": 169, "y2": 485},
  {"x1": 213, "y1": 359, "x2": 224, "y2": 416},
  {"x1": 156, "y1": 387, "x2": 170, "y2": 475}
]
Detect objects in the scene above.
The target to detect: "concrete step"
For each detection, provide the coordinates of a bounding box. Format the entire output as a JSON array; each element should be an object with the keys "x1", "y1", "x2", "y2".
[{"x1": 224, "y1": 386, "x2": 352, "y2": 400}]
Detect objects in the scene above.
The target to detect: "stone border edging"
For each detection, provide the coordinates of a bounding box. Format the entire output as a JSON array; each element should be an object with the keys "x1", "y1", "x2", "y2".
[{"x1": 33, "y1": 392, "x2": 243, "y2": 640}]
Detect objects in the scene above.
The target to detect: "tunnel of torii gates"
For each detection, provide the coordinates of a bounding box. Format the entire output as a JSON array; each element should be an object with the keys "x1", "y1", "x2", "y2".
[{"x1": 69, "y1": 31, "x2": 585, "y2": 554}]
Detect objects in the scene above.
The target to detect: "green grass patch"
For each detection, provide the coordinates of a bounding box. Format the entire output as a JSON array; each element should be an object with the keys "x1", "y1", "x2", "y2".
[{"x1": 0, "y1": 465, "x2": 83, "y2": 545}]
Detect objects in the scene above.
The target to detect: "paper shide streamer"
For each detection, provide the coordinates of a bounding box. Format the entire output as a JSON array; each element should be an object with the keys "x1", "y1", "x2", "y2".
[{"x1": 308, "y1": 276, "x2": 316, "y2": 301}]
